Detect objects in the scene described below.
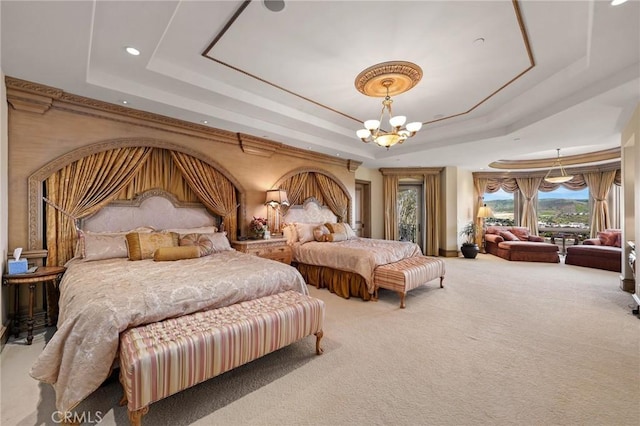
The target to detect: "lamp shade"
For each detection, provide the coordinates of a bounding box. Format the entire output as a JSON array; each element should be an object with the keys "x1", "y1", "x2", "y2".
[
  {"x1": 477, "y1": 204, "x2": 493, "y2": 218},
  {"x1": 265, "y1": 189, "x2": 290, "y2": 207}
]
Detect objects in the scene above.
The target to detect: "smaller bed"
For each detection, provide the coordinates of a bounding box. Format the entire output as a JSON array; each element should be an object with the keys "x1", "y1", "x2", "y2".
[{"x1": 283, "y1": 198, "x2": 423, "y2": 300}]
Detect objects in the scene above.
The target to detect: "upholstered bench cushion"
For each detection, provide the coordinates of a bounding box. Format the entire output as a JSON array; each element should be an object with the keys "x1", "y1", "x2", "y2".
[
  {"x1": 119, "y1": 290, "x2": 324, "y2": 415},
  {"x1": 374, "y1": 256, "x2": 445, "y2": 308},
  {"x1": 497, "y1": 241, "x2": 559, "y2": 252},
  {"x1": 565, "y1": 245, "x2": 621, "y2": 272}
]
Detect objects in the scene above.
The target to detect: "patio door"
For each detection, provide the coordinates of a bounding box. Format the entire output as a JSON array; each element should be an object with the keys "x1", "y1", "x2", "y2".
[{"x1": 398, "y1": 184, "x2": 423, "y2": 251}]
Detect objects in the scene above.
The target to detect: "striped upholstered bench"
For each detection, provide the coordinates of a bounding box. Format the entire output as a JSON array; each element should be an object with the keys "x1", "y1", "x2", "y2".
[
  {"x1": 119, "y1": 290, "x2": 325, "y2": 426},
  {"x1": 373, "y1": 256, "x2": 445, "y2": 308}
]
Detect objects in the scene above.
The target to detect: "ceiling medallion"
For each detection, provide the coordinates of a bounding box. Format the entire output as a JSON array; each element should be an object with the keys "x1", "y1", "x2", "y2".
[{"x1": 355, "y1": 61, "x2": 423, "y2": 97}]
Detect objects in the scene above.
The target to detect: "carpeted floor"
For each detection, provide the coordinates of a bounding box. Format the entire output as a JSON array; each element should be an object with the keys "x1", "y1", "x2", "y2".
[{"x1": 2, "y1": 254, "x2": 639, "y2": 426}]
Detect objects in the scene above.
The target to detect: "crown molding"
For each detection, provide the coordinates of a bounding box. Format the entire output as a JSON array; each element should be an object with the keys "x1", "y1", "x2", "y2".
[
  {"x1": 5, "y1": 76, "x2": 360, "y2": 172},
  {"x1": 474, "y1": 160, "x2": 620, "y2": 179},
  {"x1": 488, "y1": 147, "x2": 621, "y2": 170}
]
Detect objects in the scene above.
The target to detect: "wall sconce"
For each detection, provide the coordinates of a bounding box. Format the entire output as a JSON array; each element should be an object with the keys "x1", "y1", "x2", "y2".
[{"x1": 265, "y1": 189, "x2": 289, "y2": 235}]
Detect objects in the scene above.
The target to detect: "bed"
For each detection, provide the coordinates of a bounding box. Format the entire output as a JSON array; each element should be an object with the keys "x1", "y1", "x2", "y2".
[
  {"x1": 283, "y1": 198, "x2": 422, "y2": 300},
  {"x1": 29, "y1": 191, "x2": 308, "y2": 414}
]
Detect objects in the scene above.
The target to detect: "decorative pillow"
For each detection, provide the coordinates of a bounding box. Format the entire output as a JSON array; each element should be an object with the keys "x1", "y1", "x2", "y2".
[
  {"x1": 326, "y1": 232, "x2": 348, "y2": 242},
  {"x1": 342, "y1": 222, "x2": 357, "y2": 239},
  {"x1": 283, "y1": 223, "x2": 298, "y2": 245},
  {"x1": 597, "y1": 231, "x2": 618, "y2": 246},
  {"x1": 76, "y1": 226, "x2": 156, "y2": 261},
  {"x1": 180, "y1": 233, "x2": 231, "y2": 256},
  {"x1": 324, "y1": 222, "x2": 340, "y2": 233},
  {"x1": 126, "y1": 231, "x2": 179, "y2": 261},
  {"x1": 295, "y1": 222, "x2": 321, "y2": 244},
  {"x1": 511, "y1": 228, "x2": 530, "y2": 241},
  {"x1": 500, "y1": 231, "x2": 520, "y2": 241},
  {"x1": 153, "y1": 246, "x2": 200, "y2": 262},
  {"x1": 313, "y1": 225, "x2": 330, "y2": 242},
  {"x1": 82, "y1": 232, "x2": 129, "y2": 261},
  {"x1": 613, "y1": 232, "x2": 622, "y2": 248}
]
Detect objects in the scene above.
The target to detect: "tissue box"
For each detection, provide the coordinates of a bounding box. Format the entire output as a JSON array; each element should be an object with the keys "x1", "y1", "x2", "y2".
[{"x1": 7, "y1": 259, "x2": 28, "y2": 275}]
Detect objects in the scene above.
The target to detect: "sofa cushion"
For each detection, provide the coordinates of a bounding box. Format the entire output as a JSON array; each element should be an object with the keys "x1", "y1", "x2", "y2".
[
  {"x1": 566, "y1": 245, "x2": 620, "y2": 258},
  {"x1": 598, "y1": 231, "x2": 619, "y2": 246},
  {"x1": 498, "y1": 241, "x2": 559, "y2": 253}
]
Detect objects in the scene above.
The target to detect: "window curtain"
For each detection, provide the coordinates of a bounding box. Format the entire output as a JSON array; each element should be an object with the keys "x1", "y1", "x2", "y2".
[
  {"x1": 383, "y1": 175, "x2": 399, "y2": 240},
  {"x1": 583, "y1": 170, "x2": 617, "y2": 237},
  {"x1": 115, "y1": 148, "x2": 198, "y2": 202},
  {"x1": 516, "y1": 177, "x2": 543, "y2": 235},
  {"x1": 424, "y1": 174, "x2": 440, "y2": 256},
  {"x1": 45, "y1": 147, "x2": 152, "y2": 267},
  {"x1": 315, "y1": 174, "x2": 348, "y2": 222},
  {"x1": 170, "y1": 151, "x2": 238, "y2": 239}
]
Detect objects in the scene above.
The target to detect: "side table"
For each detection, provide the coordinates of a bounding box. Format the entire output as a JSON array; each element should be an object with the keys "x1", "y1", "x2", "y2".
[{"x1": 2, "y1": 266, "x2": 66, "y2": 344}]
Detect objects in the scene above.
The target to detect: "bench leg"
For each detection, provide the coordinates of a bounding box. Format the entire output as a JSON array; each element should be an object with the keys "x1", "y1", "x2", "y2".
[
  {"x1": 315, "y1": 330, "x2": 324, "y2": 355},
  {"x1": 440, "y1": 276, "x2": 444, "y2": 288},
  {"x1": 397, "y1": 292, "x2": 406, "y2": 309},
  {"x1": 128, "y1": 406, "x2": 149, "y2": 426}
]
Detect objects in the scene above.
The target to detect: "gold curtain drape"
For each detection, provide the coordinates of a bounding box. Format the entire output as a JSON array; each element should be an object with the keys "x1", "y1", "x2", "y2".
[
  {"x1": 424, "y1": 174, "x2": 440, "y2": 256},
  {"x1": 45, "y1": 147, "x2": 152, "y2": 267},
  {"x1": 516, "y1": 177, "x2": 543, "y2": 235},
  {"x1": 383, "y1": 175, "x2": 399, "y2": 240},
  {"x1": 315, "y1": 174, "x2": 348, "y2": 222},
  {"x1": 116, "y1": 149, "x2": 198, "y2": 202},
  {"x1": 170, "y1": 151, "x2": 238, "y2": 239},
  {"x1": 583, "y1": 170, "x2": 617, "y2": 237},
  {"x1": 279, "y1": 172, "x2": 309, "y2": 217}
]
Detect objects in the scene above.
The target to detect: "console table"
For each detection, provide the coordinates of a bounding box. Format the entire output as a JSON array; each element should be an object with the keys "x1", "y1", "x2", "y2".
[{"x1": 2, "y1": 266, "x2": 66, "y2": 344}]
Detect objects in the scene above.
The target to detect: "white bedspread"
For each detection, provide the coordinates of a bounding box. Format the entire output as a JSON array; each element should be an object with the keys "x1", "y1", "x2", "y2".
[
  {"x1": 291, "y1": 237, "x2": 422, "y2": 292},
  {"x1": 30, "y1": 251, "x2": 307, "y2": 412}
]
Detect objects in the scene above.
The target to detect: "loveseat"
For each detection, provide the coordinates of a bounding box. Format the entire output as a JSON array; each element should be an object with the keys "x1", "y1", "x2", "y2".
[
  {"x1": 484, "y1": 226, "x2": 560, "y2": 263},
  {"x1": 565, "y1": 229, "x2": 622, "y2": 272}
]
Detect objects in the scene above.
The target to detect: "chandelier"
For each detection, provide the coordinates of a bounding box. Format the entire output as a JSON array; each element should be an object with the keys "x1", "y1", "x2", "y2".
[
  {"x1": 544, "y1": 148, "x2": 574, "y2": 183},
  {"x1": 354, "y1": 61, "x2": 423, "y2": 149}
]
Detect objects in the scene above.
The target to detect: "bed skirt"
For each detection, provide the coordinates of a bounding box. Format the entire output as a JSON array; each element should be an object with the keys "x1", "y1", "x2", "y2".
[{"x1": 294, "y1": 263, "x2": 372, "y2": 301}]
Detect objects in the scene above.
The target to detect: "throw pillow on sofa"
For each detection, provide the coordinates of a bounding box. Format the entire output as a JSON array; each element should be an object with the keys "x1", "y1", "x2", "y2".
[
  {"x1": 511, "y1": 228, "x2": 530, "y2": 241},
  {"x1": 597, "y1": 231, "x2": 619, "y2": 246},
  {"x1": 500, "y1": 231, "x2": 520, "y2": 241}
]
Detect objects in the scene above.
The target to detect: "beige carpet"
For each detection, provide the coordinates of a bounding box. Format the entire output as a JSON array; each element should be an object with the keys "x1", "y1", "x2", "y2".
[{"x1": 1, "y1": 255, "x2": 639, "y2": 426}]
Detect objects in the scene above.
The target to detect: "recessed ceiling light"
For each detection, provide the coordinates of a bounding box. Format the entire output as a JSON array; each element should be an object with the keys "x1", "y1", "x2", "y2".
[
  {"x1": 201, "y1": 120, "x2": 208, "y2": 124},
  {"x1": 611, "y1": 0, "x2": 628, "y2": 6},
  {"x1": 125, "y1": 46, "x2": 140, "y2": 56},
  {"x1": 264, "y1": 0, "x2": 285, "y2": 12},
  {"x1": 121, "y1": 100, "x2": 128, "y2": 104},
  {"x1": 336, "y1": 153, "x2": 340, "y2": 157}
]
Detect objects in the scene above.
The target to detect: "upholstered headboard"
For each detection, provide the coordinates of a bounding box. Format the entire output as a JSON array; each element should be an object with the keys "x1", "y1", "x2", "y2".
[
  {"x1": 81, "y1": 189, "x2": 219, "y2": 232},
  {"x1": 283, "y1": 197, "x2": 337, "y2": 224}
]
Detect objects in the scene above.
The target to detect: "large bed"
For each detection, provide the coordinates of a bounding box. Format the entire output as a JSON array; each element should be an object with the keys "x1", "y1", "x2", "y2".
[
  {"x1": 30, "y1": 192, "x2": 308, "y2": 414},
  {"x1": 283, "y1": 198, "x2": 422, "y2": 300}
]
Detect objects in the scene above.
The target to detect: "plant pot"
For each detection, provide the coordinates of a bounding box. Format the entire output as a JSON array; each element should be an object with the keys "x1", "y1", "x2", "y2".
[{"x1": 460, "y1": 244, "x2": 479, "y2": 259}]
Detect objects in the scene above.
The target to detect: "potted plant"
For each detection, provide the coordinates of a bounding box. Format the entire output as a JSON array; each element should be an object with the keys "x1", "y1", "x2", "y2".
[{"x1": 459, "y1": 221, "x2": 479, "y2": 259}]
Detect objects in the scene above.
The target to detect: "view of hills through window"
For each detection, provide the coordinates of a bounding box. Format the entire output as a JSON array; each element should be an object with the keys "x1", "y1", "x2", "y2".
[{"x1": 483, "y1": 187, "x2": 590, "y2": 230}]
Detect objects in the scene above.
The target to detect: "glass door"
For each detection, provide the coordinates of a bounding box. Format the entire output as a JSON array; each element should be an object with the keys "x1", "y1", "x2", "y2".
[{"x1": 398, "y1": 184, "x2": 423, "y2": 251}]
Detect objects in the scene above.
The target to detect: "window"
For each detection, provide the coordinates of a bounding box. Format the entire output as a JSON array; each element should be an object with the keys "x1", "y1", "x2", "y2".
[
  {"x1": 483, "y1": 189, "x2": 515, "y2": 226},
  {"x1": 398, "y1": 184, "x2": 423, "y2": 250},
  {"x1": 537, "y1": 187, "x2": 590, "y2": 231}
]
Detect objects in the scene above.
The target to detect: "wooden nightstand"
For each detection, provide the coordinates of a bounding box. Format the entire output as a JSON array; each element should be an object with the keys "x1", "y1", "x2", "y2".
[
  {"x1": 2, "y1": 266, "x2": 66, "y2": 344},
  {"x1": 231, "y1": 237, "x2": 292, "y2": 265}
]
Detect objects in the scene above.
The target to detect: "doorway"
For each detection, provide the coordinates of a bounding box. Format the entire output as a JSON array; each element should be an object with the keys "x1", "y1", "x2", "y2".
[
  {"x1": 398, "y1": 183, "x2": 423, "y2": 251},
  {"x1": 355, "y1": 180, "x2": 371, "y2": 238}
]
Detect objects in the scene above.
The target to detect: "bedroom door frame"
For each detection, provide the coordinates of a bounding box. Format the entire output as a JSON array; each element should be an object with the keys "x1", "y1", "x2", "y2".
[
  {"x1": 355, "y1": 180, "x2": 371, "y2": 238},
  {"x1": 398, "y1": 182, "x2": 424, "y2": 251}
]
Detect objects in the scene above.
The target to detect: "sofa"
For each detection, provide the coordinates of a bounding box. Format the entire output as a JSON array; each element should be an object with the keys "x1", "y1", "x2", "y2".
[
  {"x1": 565, "y1": 229, "x2": 622, "y2": 272},
  {"x1": 484, "y1": 226, "x2": 560, "y2": 263}
]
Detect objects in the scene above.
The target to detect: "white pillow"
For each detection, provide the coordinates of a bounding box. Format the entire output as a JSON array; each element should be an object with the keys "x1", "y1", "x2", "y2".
[
  {"x1": 295, "y1": 222, "x2": 322, "y2": 244},
  {"x1": 343, "y1": 223, "x2": 357, "y2": 239},
  {"x1": 283, "y1": 223, "x2": 298, "y2": 245}
]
